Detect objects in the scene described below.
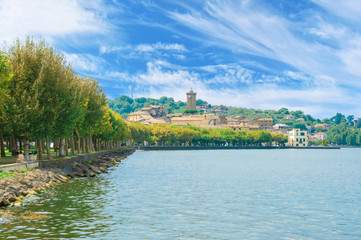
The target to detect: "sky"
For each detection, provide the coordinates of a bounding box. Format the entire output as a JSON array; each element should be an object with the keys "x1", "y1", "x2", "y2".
[{"x1": 1, "y1": 0, "x2": 361, "y2": 118}]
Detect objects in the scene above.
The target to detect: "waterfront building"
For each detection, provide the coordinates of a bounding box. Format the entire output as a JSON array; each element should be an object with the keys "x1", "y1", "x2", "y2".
[
  {"x1": 186, "y1": 90, "x2": 197, "y2": 110},
  {"x1": 288, "y1": 128, "x2": 308, "y2": 147},
  {"x1": 314, "y1": 132, "x2": 328, "y2": 140}
]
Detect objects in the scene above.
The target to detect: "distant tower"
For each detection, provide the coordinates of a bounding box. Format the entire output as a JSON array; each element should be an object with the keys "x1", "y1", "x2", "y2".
[{"x1": 186, "y1": 90, "x2": 197, "y2": 110}]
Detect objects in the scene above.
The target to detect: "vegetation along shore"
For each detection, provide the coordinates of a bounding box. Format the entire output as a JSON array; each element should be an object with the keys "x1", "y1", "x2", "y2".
[{"x1": 0, "y1": 148, "x2": 134, "y2": 207}]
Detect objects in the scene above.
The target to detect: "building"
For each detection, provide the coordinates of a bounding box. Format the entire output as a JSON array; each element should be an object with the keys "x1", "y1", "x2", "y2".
[
  {"x1": 314, "y1": 123, "x2": 331, "y2": 130},
  {"x1": 141, "y1": 105, "x2": 168, "y2": 118},
  {"x1": 223, "y1": 124, "x2": 260, "y2": 131},
  {"x1": 171, "y1": 113, "x2": 224, "y2": 128},
  {"x1": 296, "y1": 118, "x2": 305, "y2": 123},
  {"x1": 186, "y1": 90, "x2": 197, "y2": 110},
  {"x1": 255, "y1": 118, "x2": 273, "y2": 130},
  {"x1": 354, "y1": 118, "x2": 361, "y2": 127},
  {"x1": 314, "y1": 132, "x2": 328, "y2": 140},
  {"x1": 127, "y1": 105, "x2": 168, "y2": 125},
  {"x1": 284, "y1": 114, "x2": 294, "y2": 120},
  {"x1": 273, "y1": 123, "x2": 290, "y2": 132},
  {"x1": 288, "y1": 128, "x2": 308, "y2": 147}
]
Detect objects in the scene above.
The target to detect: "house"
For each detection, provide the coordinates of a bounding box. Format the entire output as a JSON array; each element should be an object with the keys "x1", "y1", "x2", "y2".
[
  {"x1": 288, "y1": 128, "x2": 308, "y2": 147},
  {"x1": 127, "y1": 105, "x2": 168, "y2": 125},
  {"x1": 284, "y1": 114, "x2": 294, "y2": 120},
  {"x1": 314, "y1": 132, "x2": 328, "y2": 140},
  {"x1": 223, "y1": 124, "x2": 260, "y2": 131},
  {"x1": 354, "y1": 118, "x2": 361, "y2": 127},
  {"x1": 273, "y1": 123, "x2": 290, "y2": 133},
  {"x1": 314, "y1": 123, "x2": 331, "y2": 130},
  {"x1": 273, "y1": 123, "x2": 290, "y2": 130},
  {"x1": 254, "y1": 118, "x2": 273, "y2": 130},
  {"x1": 171, "y1": 113, "x2": 224, "y2": 128},
  {"x1": 296, "y1": 118, "x2": 305, "y2": 123}
]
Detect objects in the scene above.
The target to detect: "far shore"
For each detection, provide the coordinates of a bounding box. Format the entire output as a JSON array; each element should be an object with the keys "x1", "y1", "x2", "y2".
[{"x1": 139, "y1": 146, "x2": 340, "y2": 151}]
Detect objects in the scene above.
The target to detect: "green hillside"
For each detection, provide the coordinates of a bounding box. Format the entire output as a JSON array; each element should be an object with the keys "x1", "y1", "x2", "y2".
[{"x1": 109, "y1": 95, "x2": 361, "y2": 146}]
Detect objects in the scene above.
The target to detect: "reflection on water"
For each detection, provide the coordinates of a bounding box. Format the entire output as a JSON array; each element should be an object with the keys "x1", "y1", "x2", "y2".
[{"x1": 1, "y1": 149, "x2": 361, "y2": 239}]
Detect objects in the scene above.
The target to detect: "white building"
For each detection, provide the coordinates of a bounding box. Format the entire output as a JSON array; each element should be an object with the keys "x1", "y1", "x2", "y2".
[
  {"x1": 288, "y1": 128, "x2": 308, "y2": 147},
  {"x1": 314, "y1": 132, "x2": 328, "y2": 141}
]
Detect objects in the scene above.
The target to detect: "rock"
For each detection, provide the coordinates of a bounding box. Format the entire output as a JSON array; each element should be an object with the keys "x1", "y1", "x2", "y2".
[
  {"x1": 0, "y1": 148, "x2": 135, "y2": 206},
  {"x1": 89, "y1": 165, "x2": 101, "y2": 174},
  {"x1": 63, "y1": 166, "x2": 74, "y2": 177},
  {"x1": 0, "y1": 198, "x2": 11, "y2": 206},
  {"x1": 4, "y1": 192, "x2": 17, "y2": 203}
]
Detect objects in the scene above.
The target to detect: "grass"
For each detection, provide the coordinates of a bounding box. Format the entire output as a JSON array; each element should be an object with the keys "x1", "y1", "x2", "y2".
[
  {"x1": 0, "y1": 169, "x2": 29, "y2": 179},
  {"x1": 0, "y1": 148, "x2": 13, "y2": 159},
  {"x1": 0, "y1": 147, "x2": 57, "y2": 160}
]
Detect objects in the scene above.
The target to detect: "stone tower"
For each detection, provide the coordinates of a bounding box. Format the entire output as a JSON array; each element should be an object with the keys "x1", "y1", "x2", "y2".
[{"x1": 186, "y1": 90, "x2": 197, "y2": 110}]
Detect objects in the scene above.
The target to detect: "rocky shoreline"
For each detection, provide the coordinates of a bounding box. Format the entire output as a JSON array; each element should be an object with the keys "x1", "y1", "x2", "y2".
[{"x1": 0, "y1": 148, "x2": 135, "y2": 207}]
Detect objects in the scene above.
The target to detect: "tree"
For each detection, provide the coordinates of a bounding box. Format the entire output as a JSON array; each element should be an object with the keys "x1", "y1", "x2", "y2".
[
  {"x1": 6, "y1": 38, "x2": 54, "y2": 160},
  {"x1": 159, "y1": 96, "x2": 168, "y2": 104},
  {"x1": 0, "y1": 51, "x2": 13, "y2": 157},
  {"x1": 331, "y1": 113, "x2": 345, "y2": 124},
  {"x1": 293, "y1": 123, "x2": 307, "y2": 131},
  {"x1": 347, "y1": 115, "x2": 354, "y2": 125}
]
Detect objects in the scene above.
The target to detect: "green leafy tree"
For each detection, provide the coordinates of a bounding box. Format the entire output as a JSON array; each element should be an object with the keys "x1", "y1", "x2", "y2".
[
  {"x1": 347, "y1": 115, "x2": 354, "y2": 125},
  {"x1": 0, "y1": 51, "x2": 13, "y2": 157},
  {"x1": 331, "y1": 113, "x2": 346, "y2": 124}
]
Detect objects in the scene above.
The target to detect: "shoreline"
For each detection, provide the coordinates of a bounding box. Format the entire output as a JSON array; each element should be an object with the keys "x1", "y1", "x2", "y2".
[
  {"x1": 139, "y1": 146, "x2": 340, "y2": 151},
  {"x1": 0, "y1": 148, "x2": 135, "y2": 207}
]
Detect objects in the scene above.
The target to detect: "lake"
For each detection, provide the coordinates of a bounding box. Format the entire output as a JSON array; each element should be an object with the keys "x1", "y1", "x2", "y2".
[{"x1": 1, "y1": 149, "x2": 361, "y2": 239}]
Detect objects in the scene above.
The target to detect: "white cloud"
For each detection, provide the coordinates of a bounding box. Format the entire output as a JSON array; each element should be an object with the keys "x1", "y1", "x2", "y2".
[
  {"x1": 308, "y1": 22, "x2": 347, "y2": 40},
  {"x1": 107, "y1": 61, "x2": 359, "y2": 117},
  {"x1": 165, "y1": 0, "x2": 361, "y2": 90},
  {"x1": 100, "y1": 42, "x2": 186, "y2": 54},
  {"x1": 0, "y1": 0, "x2": 108, "y2": 43},
  {"x1": 312, "y1": 0, "x2": 361, "y2": 22},
  {"x1": 64, "y1": 53, "x2": 105, "y2": 73}
]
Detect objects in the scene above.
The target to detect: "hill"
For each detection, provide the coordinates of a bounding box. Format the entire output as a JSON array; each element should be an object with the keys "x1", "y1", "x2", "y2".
[{"x1": 109, "y1": 95, "x2": 318, "y2": 126}]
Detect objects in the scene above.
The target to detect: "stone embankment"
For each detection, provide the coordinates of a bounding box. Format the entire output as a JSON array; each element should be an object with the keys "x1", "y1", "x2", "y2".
[{"x1": 0, "y1": 148, "x2": 134, "y2": 207}]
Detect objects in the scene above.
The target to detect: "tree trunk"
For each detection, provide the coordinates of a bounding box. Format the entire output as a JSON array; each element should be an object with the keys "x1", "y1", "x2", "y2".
[
  {"x1": 10, "y1": 133, "x2": 16, "y2": 155},
  {"x1": 59, "y1": 139, "x2": 65, "y2": 157},
  {"x1": 24, "y1": 138, "x2": 30, "y2": 162},
  {"x1": 71, "y1": 131, "x2": 75, "y2": 155},
  {"x1": 74, "y1": 129, "x2": 81, "y2": 154},
  {"x1": 81, "y1": 137, "x2": 85, "y2": 153},
  {"x1": 85, "y1": 136, "x2": 88, "y2": 152},
  {"x1": 65, "y1": 139, "x2": 69, "y2": 156},
  {"x1": 54, "y1": 139, "x2": 59, "y2": 157},
  {"x1": 37, "y1": 139, "x2": 43, "y2": 160},
  {"x1": 41, "y1": 140, "x2": 46, "y2": 154},
  {"x1": 94, "y1": 138, "x2": 99, "y2": 151},
  {"x1": 0, "y1": 129, "x2": 5, "y2": 157},
  {"x1": 45, "y1": 139, "x2": 52, "y2": 160}
]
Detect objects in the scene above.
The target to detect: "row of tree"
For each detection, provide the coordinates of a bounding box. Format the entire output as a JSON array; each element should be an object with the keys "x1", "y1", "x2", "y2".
[
  {"x1": 128, "y1": 123, "x2": 288, "y2": 147},
  {"x1": 0, "y1": 38, "x2": 129, "y2": 160}
]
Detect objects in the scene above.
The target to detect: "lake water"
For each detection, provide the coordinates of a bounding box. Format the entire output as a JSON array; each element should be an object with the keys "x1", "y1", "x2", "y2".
[{"x1": 1, "y1": 149, "x2": 361, "y2": 239}]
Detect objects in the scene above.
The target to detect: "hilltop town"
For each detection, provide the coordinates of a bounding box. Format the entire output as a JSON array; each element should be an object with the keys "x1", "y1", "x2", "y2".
[{"x1": 123, "y1": 90, "x2": 338, "y2": 147}]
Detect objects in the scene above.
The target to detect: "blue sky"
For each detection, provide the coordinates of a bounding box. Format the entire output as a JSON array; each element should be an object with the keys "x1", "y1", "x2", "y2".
[{"x1": 1, "y1": 0, "x2": 361, "y2": 118}]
